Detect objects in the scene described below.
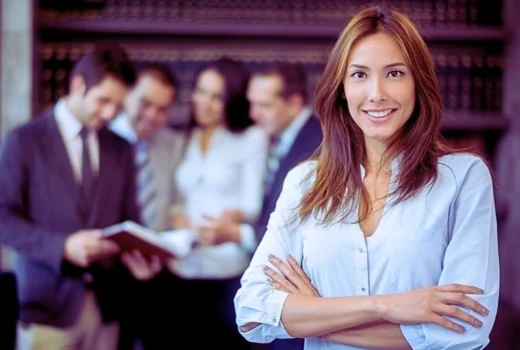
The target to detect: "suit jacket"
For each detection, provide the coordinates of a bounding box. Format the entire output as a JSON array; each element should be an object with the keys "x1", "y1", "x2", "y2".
[
  {"x1": 0, "y1": 108, "x2": 140, "y2": 327},
  {"x1": 255, "y1": 115, "x2": 322, "y2": 240}
]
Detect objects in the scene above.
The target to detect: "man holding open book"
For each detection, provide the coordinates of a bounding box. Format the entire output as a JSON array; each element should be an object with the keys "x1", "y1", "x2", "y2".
[{"x1": 0, "y1": 45, "x2": 162, "y2": 350}]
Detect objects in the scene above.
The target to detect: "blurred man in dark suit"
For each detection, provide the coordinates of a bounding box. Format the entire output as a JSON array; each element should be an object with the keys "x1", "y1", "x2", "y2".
[{"x1": 0, "y1": 45, "x2": 161, "y2": 350}]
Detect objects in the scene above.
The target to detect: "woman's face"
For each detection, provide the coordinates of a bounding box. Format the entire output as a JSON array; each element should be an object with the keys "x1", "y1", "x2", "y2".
[
  {"x1": 191, "y1": 69, "x2": 226, "y2": 128},
  {"x1": 343, "y1": 32, "x2": 416, "y2": 147}
]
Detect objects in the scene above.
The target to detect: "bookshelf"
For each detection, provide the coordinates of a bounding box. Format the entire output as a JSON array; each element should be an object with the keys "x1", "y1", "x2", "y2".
[
  {"x1": 38, "y1": 19, "x2": 510, "y2": 41},
  {"x1": 33, "y1": 0, "x2": 510, "y2": 159},
  {"x1": 442, "y1": 114, "x2": 509, "y2": 131}
]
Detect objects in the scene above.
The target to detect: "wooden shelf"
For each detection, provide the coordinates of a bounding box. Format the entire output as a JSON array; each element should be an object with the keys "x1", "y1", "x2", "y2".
[
  {"x1": 441, "y1": 114, "x2": 509, "y2": 131},
  {"x1": 38, "y1": 19, "x2": 509, "y2": 41}
]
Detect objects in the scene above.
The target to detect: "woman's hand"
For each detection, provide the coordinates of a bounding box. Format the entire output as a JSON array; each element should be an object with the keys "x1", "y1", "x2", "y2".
[
  {"x1": 263, "y1": 254, "x2": 320, "y2": 297},
  {"x1": 266, "y1": 255, "x2": 488, "y2": 334},
  {"x1": 221, "y1": 209, "x2": 243, "y2": 223},
  {"x1": 170, "y1": 211, "x2": 190, "y2": 230},
  {"x1": 378, "y1": 284, "x2": 489, "y2": 333}
]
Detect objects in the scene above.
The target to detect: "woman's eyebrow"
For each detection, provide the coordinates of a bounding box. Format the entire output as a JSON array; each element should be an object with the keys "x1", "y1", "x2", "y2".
[{"x1": 348, "y1": 62, "x2": 406, "y2": 69}]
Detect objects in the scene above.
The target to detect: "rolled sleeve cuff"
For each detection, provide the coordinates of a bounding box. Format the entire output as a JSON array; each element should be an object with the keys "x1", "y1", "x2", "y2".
[
  {"x1": 239, "y1": 224, "x2": 258, "y2": 254},
  {"x1": 238, "y1": 289, "x2": 292, "y2": 341},
  {"x1": 400, "y1": 324, "x2": 429, "y2": 350}
]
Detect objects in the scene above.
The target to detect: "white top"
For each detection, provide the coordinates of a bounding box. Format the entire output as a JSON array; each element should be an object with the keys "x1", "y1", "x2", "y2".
[
  {"x1": 235, "y1": 154, "x2": 499, "y2": 349},
  {"x1": 54, "y1": 99, "x2": 99, "y2": 181},
  {"x1": 171, "y1": 125, "x2": 268, "y2": 279}
]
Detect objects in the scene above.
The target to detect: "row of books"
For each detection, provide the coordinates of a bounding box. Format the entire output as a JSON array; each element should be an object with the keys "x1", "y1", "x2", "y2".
[
  {"x1": 37, "y1": 45, "x2": 503, "y2": 122},
  {"x1": 39, "y1": 0, "x2": 503, "y2": 27},
  {"x1": 434, "y1": 53, "x2": 502, "y2": 112}
]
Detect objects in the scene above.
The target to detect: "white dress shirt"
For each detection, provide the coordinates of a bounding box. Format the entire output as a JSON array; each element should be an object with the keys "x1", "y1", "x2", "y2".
[
  {"x1": 54, "y1": 99, "x2": 99, "y2": 181},
  {"x1": 171, "y1": 125, "x2": 268, "y2": 279},
  {"x1": 235, "y1": 154, "x2": 499, "y2": 349}
]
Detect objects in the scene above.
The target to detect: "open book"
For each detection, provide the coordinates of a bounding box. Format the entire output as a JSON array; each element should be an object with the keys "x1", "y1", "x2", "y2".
[{"x1": 102, "y1": 221, "x2": 195, "y2": 261}]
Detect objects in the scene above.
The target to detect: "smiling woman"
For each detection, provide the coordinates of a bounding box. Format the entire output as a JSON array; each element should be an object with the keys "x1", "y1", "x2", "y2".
[
  {"x1": 344, "y1": 34, "x2": 416, "y2": 143},
  {"x1": 234, "y1": 4, "x2": 499, "y2": 350}
]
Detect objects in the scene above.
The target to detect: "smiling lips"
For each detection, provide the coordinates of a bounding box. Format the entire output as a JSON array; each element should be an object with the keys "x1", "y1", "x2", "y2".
[{"x1": 363, "y1": 108, "x2": 397, "y2": 120}]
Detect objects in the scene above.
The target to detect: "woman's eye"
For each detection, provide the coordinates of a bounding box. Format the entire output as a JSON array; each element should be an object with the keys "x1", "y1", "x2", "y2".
[
  {"x1": 388, "y1": 70, "x2": 404, "y2": 78},
  {"x1": 351, "y1": 71, "x2": 366, "y2": 79}
]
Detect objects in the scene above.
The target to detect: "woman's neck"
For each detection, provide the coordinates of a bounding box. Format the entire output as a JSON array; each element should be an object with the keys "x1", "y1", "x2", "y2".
[
  {"x1": 363, "y1": 137, "x2": 391, "y2": 175},
  {"x1": 199, "y1": 125, "x2": 221, "y2": 155}
]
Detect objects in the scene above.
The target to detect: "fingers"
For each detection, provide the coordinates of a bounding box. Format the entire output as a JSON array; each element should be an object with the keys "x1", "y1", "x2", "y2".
[
  {"x1": 287, "y1": 255, "x2": 312, "y2": 285},
  {"x1": 195, "y1": 227, "x2": 215, "y2": 245},
  {"x1": 268, "y1": 255, "x2": 308, "y2": 290},
  {"x1": 433, "y1": 303, "x2": 483, "y2": 329},
  {"x1": 129, "y1": 250, "x2": 149, "y2": 265},
  {"x1": 85, "y1": 229, "x2": 103, "y2": 239},
  {"x1": 120, "y1": 251, "x2": 133, "y2": 267},
  {"x1": 89, "y1": 241, "x2": 120, "y2": 262},
  {"x1": 121, "y1": 250, "x2": 143, "y2": 268},
  {"x1": 430, "y1": 314, "x2": 466, "y2": 334},
  {"x1": 437, "y1": 284, "x2": 484, "y2": 295},
  {"x1": 267, "y1": 278, "x2": 292, "y2": 293},
  {"x1": 97, "y1": 240, "x2": 121, "y2": 253},
  {"x1": 121, "y1": 251, "x2": 162, "y2": 280},
  {"x1": 263, "y1": 266, "x2": 298, "y2": 293},
  {"x1": 149, "y1": 255, "x2": 162, "y2": 272},
  {"x1": 87, "y1": 229, "x2": 120, "y2": 252},
  {"x1": 439, "y1": 292, "x2": 489, "y2": 316}
]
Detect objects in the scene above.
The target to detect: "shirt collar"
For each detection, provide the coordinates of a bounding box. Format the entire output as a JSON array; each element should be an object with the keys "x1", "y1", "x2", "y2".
[
  {"x1": 54, "y1": 98, "x2": 83, "y2": 140},
  {"x1": 276, "y1": 106, "x2": 313, "y2": 148},
  {"x1": 109, "y1": 113, "x2": 139, "y2": 144},
  {"x1": 359, "y1": 153, "x2": 403, "y2": 179}
]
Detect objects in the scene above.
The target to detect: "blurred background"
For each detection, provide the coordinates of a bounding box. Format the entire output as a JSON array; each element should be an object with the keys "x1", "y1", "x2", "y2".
[{"x1": 1, "y1": 0, "x2": 519, "y2": 349}]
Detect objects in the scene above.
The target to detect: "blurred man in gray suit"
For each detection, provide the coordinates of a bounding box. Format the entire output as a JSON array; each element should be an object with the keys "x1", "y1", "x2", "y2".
[
  {"x1": 110, "y1": 64, "x2": 184, "y2": 232},
  {"x1": 109, "y1": 64, "x2": 185, "y2": 349}
]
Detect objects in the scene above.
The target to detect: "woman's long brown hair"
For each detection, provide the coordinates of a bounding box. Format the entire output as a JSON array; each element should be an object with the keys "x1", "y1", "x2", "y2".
[{"x1": 299, "y1": 5, "x2": 453, "y2": 224}]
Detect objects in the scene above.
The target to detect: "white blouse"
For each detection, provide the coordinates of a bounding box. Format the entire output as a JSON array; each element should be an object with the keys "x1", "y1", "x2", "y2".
[
  {"x1": 235, "y1": 153, "x2": 499, "y2": 349},
  {"x1": 171, "y1": 125, "x2": 268, "y2": 279}
]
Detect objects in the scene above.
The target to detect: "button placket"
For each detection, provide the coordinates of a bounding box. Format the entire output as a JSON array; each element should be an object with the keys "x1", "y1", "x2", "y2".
[{"x1": 354, "y1": 240, "x2": 369, "y2": 295}]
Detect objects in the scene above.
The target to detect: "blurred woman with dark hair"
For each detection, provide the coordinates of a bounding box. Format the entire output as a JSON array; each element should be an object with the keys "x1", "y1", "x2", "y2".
[
  {"x1": 235, "y1": 5, "x2": 498, "y2": 350},
  {"x1": 168, "y1": 57, "x2": 267, "y2": 348}
]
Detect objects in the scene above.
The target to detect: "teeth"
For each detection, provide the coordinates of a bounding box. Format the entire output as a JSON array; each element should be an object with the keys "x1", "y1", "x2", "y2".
[{"x1": 367, "y1": 109, "x2": 393, "y2": 118}]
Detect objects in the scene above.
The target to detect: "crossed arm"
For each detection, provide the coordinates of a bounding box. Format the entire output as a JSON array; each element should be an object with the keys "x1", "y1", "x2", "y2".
[
  {"x1": 236, "y1": 160, "x2": 498, "y2": 349},
  {"x1": 253, "y1": 254, "x2": 487, "y2": 349}
]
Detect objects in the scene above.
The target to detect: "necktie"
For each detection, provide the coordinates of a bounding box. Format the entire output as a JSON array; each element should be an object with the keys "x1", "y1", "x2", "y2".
[
  {"x1": 79, "y1": 127, "x2": 97, "y2": 211},
  {"x1": 135, "y1": 141, "x2": 158, "y2": 229},
  {"x1": 264, "y1": 135, "x2": 283, "y2": 195}
]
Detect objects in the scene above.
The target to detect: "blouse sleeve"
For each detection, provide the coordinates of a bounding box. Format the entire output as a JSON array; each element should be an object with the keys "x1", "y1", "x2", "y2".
[
  {"x1": 238, "y1": 126, "x2": 269, "y2": 223},
  {"x1": 400, "y1": 156, "x2": 499, "y2": 350},
  {"x1": 234, "y1": 162, "x2": 313, "y2": 343}
]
